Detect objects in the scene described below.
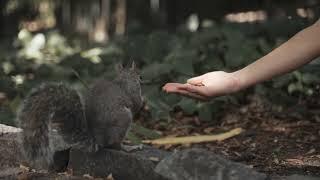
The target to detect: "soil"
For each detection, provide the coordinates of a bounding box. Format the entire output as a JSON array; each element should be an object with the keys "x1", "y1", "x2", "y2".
[
  {"x1": 139, "y1": 94, "x2": 320, "y2": 177},
  {"x1": 1, "y1": 94, "x2": 319, "y2": 179}
]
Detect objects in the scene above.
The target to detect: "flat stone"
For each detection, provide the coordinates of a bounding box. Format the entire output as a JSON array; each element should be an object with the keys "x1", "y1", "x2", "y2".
[
  {"x1": 68, "y1": 147, "x2": 168, "y2": 180},
  {"x1": 0, "y1": 124, "x2": 22, "y2": 165},
  {"x1": 0, "y1": 132, "x2": 22, "y2": 169},
  {"x1": 0, "y1": 167, "x2": 23, "y2": 179},
  {"x1": 15, "y1": 171, "x2": 91, "y2": 180},
  {"x1": 0, "y1": 124, "x2": 22, "y2": 134},
  {"x1": 129, "y1": 145, "x2": 172, "y2": 163},
  {"x1": 155, "y1": 148, "x2": 267, "y2": 180},
  {"x1": 283, "y1": 175, "x2": 320, "y2": 180}
]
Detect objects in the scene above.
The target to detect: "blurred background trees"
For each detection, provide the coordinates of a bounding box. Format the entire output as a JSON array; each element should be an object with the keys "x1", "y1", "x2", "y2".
[
  {"x1": 0, "y1": 0, "x2": 320, "y2": 126},
  {"x1": 1, "y1": 0, "x2": 319, "y2": 41}
]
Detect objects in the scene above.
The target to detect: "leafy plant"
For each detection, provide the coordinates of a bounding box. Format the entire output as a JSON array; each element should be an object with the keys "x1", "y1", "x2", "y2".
[{"x1": 2, "y1": 23, "x2": 319, "y2": 126}]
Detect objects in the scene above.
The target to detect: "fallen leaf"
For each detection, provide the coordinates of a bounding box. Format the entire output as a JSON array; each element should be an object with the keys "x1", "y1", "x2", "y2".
[{"x1": 19, "y1": 164, "x2": 30, "y2": 172}]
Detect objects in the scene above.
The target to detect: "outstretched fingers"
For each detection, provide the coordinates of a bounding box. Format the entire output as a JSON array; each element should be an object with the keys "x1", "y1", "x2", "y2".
[
  {"x1": 162, "y1": 83, "x2": 209, "y2": 101},
  {"x1": 177, "y1": 84, "x2": 210, "y2": 97},
  {"x1": 171, "y1": 89, "x2": 208, "y2": 101}
]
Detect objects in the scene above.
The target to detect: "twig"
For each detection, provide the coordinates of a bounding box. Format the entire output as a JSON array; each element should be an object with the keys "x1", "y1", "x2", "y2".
[
  {"x1": 142, "y1": 127, "x2": 243, "y2": 145},
  {"x1": 71, "y1": 68, "x2": 89, "y2": 90}
]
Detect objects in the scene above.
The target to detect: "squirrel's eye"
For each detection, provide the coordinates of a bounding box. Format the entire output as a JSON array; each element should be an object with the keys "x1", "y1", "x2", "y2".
[{"x1": 138, "y1": 75, "x2": 142, "y2": 82}]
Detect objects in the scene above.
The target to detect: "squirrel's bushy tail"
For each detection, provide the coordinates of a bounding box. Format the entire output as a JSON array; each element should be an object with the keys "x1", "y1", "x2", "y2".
[{"x1": 17, "y1": 83, "x2": 88, "y2": 170}]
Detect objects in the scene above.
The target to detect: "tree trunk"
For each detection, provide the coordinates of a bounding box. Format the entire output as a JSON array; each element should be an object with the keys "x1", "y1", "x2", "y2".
[
  {"x1": 91, "y1": 0, "x2": 110, "y2": 43},
  {"x1": 114, "y1": 0, "x2": 126, "y2": 35}
]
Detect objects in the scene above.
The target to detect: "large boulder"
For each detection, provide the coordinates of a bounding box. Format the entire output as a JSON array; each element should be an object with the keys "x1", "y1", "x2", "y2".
[
  {"x1": 3, "y1": 123, "x2": 318, "y2": 180},
  {"x1": 0, "y1": 125, "x2": 22, "y2": 169},
  {"x1": 0, "y1": 124, "x2": 23, "y2": 179},
  {"x1": 281, "y1": 175, "x2": 320, "y2": 180},
  {"x1": 68, "y1": 146, "x2": 169, "y2": 180},
  {"x1": 155, "y1": 148, "x2": 268, "y2": 180}
]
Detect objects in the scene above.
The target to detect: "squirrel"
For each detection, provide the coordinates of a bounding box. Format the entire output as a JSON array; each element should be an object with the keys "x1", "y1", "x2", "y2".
[
  {"x1": 85, "y1": 62, "x2": 143, "y2": 149},
  {"x1": 17, "y1": 62, "x2": 143, "y2": 171}
]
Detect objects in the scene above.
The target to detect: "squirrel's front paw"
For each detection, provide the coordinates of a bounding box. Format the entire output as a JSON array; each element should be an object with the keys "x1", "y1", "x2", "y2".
[
  {"x1": 121, "y1": 144, "x2": 144, "y2": 152},
  {"x1": 87, "y1": 143, "x2": 100, "y2": 153}
]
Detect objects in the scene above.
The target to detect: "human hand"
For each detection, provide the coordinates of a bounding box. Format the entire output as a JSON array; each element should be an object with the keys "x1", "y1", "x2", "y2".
[{"x1": 162, "y1": 71, "x2": 240, "y2": 101}]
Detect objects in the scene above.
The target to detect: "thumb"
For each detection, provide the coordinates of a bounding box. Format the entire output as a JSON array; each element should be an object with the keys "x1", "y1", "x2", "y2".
[{"x1": 187, "y1": 75, "x2": 205, "y2": 85}]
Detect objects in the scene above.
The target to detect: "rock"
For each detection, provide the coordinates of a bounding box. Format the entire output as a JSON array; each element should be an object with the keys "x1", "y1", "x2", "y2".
[
  {"x1": 0, "y1": 124, "x2": 170, "y2": 179},
  {"x1": 0, "y1": 167, "x2": 104, "y2": 180},
  {"x1": 155, "y1": 148, "x2": 267, "y2": 180},
  {"x1": 0, "y1": 167, "x2": 23, "y2": 179},
  {"x1": 0, "y1": 125, "x2": 24, "y2": 179},
  {"x1": 16, "y1": 171, "x2": 91, "y2": 180},
  {"x1": 68, "y1": 147, "x2": 168, "y2": 180},
  {"x1": 0, "y1": 124, "x2": 22, "y2": 134},
  {"x1": 283, "y1": 175, "x2": 320, "y2": 180},
  {"x1": 130, "y1": 145, "x2": 172, "y2": 163},
  {"x1": 0, "y1": 124, "x2": 70, "y2": 172},
  {"x1": 0, "y1": 132, "x2": 22, "y2": 169}
]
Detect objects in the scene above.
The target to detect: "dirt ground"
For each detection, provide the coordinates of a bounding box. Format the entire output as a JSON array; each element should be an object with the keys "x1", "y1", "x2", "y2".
[
  {"x1": 140, "y1": 94, "x2": 320, "y2": 177},
  {"x1": 1, "y1": 94, "x2": 319, "y2": 179}
]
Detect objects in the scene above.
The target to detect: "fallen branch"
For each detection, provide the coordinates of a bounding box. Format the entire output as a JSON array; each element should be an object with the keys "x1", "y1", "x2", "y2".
[
  {"x1": 142, "y1": 128, "x2": 243, "y2": 145},
  {"x1": 284, "y1": 155, "x2": 320, "y2": 167}
]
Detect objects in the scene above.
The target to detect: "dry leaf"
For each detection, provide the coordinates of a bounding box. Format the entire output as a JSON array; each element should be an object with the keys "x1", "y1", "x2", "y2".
[{"x1": 19, "y1": 164, "x2": 30, "y2": 172}]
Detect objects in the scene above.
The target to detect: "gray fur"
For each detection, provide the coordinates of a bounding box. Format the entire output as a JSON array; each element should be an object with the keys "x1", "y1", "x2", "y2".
[
  {"x1": 17, "y1": 83, "x2": 88, "y2": 170},
  {"x1": 17, "y1": 64, "x2": 143, "y2": 170},
  {"x1": 85, "y1": 64, "x2": 143, "y2": 149}
]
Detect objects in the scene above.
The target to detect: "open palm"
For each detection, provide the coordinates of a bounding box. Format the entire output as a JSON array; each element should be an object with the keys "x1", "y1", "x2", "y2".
[{"x1": 163, "y1": 71, "x2": 239, "y2": 101}]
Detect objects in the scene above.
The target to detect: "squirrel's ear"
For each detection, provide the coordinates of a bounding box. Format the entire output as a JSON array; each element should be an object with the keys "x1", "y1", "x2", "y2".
[
  {"x1": 115, "y1": 63, "x2": 124, "y2": 73},
  {"x1": 130, "y1": 61, "x2": 136, "y2": 71}
]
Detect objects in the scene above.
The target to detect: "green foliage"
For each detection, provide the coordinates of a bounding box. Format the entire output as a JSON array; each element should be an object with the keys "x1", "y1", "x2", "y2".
[
  {"x1": 131, "y1": 123, "x2": 162, "y2": 139},
  {"x1": 1, "y1": 23, "x2": 319, "y2": 126},
  {"x1": 0, "y1": 105, "x2": 15, "y2": 126},
  {"x1": 16, "y1": 29, "x2": 77, "y2": 64},
  {"x1": 126, "y1": 123, "x2": 161, "y2": 144}
]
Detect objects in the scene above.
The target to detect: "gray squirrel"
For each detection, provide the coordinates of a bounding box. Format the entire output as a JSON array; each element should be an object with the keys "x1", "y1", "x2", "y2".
[{"x1": 17, "y1": 62, "x2": 143, "y2": 171}]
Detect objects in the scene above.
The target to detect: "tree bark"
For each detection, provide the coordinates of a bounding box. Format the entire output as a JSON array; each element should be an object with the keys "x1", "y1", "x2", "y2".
[
  {"x1": 91, "y1": 0, "x2": 110, "y2": 42},
  {"x1": 114, "y1": 0, "x2": 126, "y2": 35}
]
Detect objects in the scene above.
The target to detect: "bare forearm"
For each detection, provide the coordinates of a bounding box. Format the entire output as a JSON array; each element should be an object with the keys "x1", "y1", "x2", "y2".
[{"x1": 233, "y1": 21, "x2": 320, "y2": 90}]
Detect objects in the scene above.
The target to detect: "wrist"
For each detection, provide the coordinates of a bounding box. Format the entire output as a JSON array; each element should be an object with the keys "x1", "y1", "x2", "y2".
[{"x1": 230, "y1": 69, "x2": 248, "y2": 92}]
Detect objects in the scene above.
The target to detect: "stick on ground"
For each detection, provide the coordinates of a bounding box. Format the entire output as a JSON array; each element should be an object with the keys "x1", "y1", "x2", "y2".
[{"x1": 142, "y1": 128, "x2": 243, "y2": 145}]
